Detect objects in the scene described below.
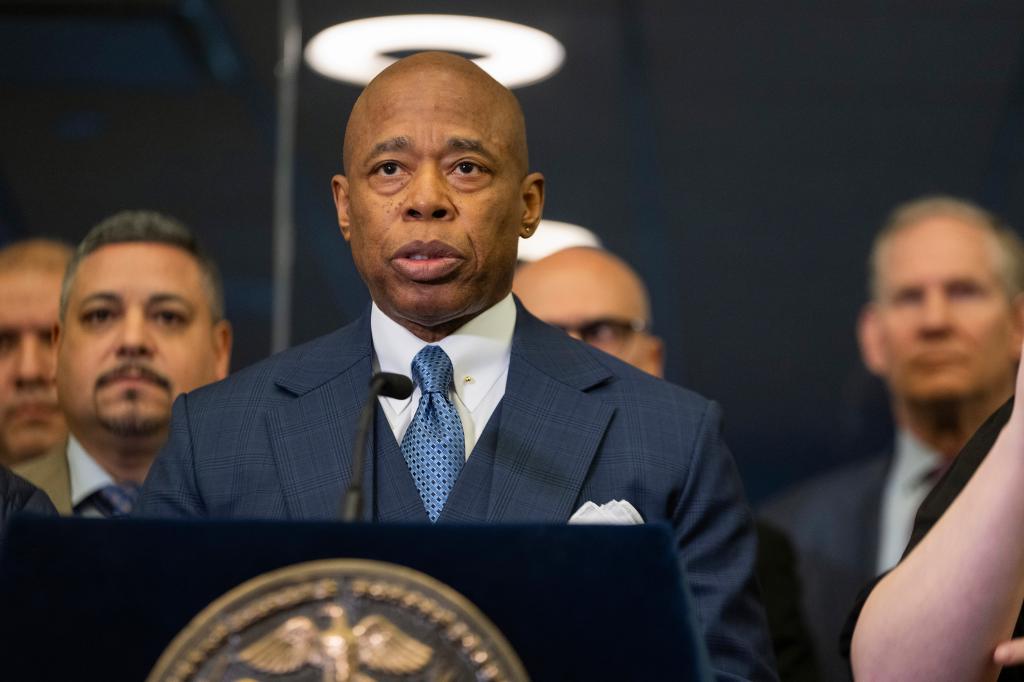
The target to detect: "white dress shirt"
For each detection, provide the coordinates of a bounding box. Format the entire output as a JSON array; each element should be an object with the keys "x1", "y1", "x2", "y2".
[
  {"x1": 370, "y1": 294, "x2": 516, "y2": 458},
  {"x1": 66, "y1": 434, "x2": 115, "y2": 517},
  {"x1": 876, "y1": 428, "x2": 943, "y2": 572}
]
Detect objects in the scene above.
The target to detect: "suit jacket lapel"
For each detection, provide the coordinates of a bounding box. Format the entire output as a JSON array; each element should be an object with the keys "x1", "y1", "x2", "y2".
[
  {"x1": 263, "y1": 304, "x2": 615, "y2": 523},
  {"x1": 484, "y1": 304, "x2": 615, "y2": 523},
  {"x1": 266, "y1": 313, "x2": 374, "y2": 520}
]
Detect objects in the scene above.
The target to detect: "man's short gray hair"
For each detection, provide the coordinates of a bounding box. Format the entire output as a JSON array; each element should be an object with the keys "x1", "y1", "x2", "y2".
[
  {"x1": 59, "y1": 210, "x2": 225, "y2": 321},
  {"x1": 868, "y1": 195, "x2": 1024, "y2": 301}
]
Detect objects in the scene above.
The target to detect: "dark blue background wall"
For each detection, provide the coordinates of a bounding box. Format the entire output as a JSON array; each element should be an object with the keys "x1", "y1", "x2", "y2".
[{"x1": 3, "y1": 0, "x2": 1024, "y2": 501}]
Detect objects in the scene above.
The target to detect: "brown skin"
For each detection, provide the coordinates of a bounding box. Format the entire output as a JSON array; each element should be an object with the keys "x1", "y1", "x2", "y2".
[
  {"x1": 0, "y1": 267, "x2": 67, "y2": 465},
  {"x1": 858, "y1": 216, "x2": 1024, "y2": 459},
  {"x1": 332, "y1": 52, "x2": 545, "y2": 342},
  {"x1": 513, "y1": 247, "x2": 664, "y2": 377},
  {"x1": 56, "y1": 243, "x2": 232, "y2": 483}
]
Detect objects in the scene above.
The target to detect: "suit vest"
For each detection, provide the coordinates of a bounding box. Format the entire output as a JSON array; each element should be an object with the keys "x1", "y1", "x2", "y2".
[{"x1": 370, "y1": 401, "x2": 503, "y2": 523}]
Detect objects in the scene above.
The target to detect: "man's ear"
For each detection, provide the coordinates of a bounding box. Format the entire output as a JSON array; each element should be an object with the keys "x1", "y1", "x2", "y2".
[
  {"x1": 212, "y1": 320, "x2": 233, "y2": 381},
  {"x1": 858, "y1": 303, "x2": 888, "y2": 376},
  {"x1": 643, "y1": 334, "x2": 665, "y2": 379},
  {"x1": 332, "y1": 175, "x2": 352, "y2": 242},
  {"x1": 518, "y1": 172, "x2": 545, "y2": 238}
]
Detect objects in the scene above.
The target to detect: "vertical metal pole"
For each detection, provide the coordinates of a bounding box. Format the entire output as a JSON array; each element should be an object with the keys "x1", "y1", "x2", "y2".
[{"x1": 272, "y1": 0, "x2": 300, "y2": 353}]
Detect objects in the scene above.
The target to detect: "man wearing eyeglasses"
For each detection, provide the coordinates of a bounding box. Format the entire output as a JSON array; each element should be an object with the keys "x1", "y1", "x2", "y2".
[
  {"x1": 513, "y1": 247, "x2": 663, "y2": 377},
  {"x1": 514, "y1": 245, "x2": 820, "y2": 681}
]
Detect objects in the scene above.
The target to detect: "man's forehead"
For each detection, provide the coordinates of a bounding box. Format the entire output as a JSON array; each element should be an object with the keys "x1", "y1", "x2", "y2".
[
  {"x1": 523, "y1": 250, "x2": 647, "y2": 309},
  {"x1": 344, "y1": 55, "x2": 526, "y2": 170},
  {"x1": 519, "y1": 272, "x2": 646, "y2": 323},
  {"x1": 361, "y1": 134, "x2": 502, "y2": 162},
  {"x1": 78, "y1": 242, "x2": 198, "y2": 272},
  {"x1": 0, "y1": 271, "x2": 60, "y2": 311},
  {"x1": 882, "y1": 219, "x2": 998, "y2": 272},
  {"x1": 0, "y1": 304, "x2": 58, "y2": 328},
  {"x1": 0, "y1": 302, "x2": 58, "y2": 327},
  {"x1": 349, "y1": 97, "x2": 514, "y2": 145},
  {"x1": 879, "y1": 249, "x2": 1001, "y2": 294},
  {"x1": 0, "y1": 268, "x2": 60, "y2": 288},
  {"x1": 70, "y1": 244, "x2": 205, "y2": 301}
]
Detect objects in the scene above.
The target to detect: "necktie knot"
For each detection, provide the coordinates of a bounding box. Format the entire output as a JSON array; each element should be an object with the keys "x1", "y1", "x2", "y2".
[
  {"x1": 411, "y1": 345, "x2": 454, "y2": 395},
  {"x1": 93, "y1": 482, "x2": 141, "y2": 517}
]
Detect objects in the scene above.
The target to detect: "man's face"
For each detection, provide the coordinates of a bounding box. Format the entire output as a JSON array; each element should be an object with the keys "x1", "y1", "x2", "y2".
[
  {"x1": 332, "y1": 62, "x2": 544, "y2": 338},
  {"x1": 56, "y1": 243, "x2": 231, "y2": 445},
  {"x1": 0, "y1": 268, "x2": 66, "y2": 464},
  {"x1": 513, "y1": 249, "x2": 664, "y2": 377},
  {"x1": 860, "y1": 216, "x2": 1024, "y2": 407}
]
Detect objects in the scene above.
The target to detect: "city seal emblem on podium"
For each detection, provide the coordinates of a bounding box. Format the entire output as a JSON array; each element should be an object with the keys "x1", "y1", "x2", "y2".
[{"x1": 147, "y1": 559, "x2": 529, "y2": 682}]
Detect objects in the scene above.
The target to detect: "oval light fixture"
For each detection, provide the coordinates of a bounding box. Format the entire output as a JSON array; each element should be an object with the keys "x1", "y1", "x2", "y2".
[
  {"x1": 304, "y1": 14, "x2": 565, "y2": 89},
  {"x1": 517, "y1": 220, "x2": 602, "y2": 263}
]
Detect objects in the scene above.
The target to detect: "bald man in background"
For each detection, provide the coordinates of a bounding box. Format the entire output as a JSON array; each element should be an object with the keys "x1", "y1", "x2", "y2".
[
  {"x1": 0, "y1": 239, "x2": 72, "y2": 467},
  {"x1": 514, "y1": 246, "x2": 819, "y2": 681},
  {"x1": 513, "y1": 247, "x2": 663, "y2": 376}
]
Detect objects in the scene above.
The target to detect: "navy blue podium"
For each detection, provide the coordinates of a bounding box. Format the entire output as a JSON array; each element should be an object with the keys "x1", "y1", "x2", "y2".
[{"x1": 0, "y1": 517, "x2": 711, "y2": 680}]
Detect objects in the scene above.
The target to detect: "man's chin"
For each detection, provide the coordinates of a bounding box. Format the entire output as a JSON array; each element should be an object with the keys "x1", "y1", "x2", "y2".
[
  {"x1": 96, "y1": 407, "x2": 169, "y2": 439},
  {"x1": 388, "y1": 296, "x2": 480, "y2": 331},
  {"x1": 0, "y1": 429, "x2": 66, "y2": 463},
  {"x1": 903, "y1": 384, "x2": 975, "y2": 407}
]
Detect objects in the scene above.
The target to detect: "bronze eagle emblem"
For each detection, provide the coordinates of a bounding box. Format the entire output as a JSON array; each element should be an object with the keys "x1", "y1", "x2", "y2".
[{"x1": 236, "y1": 603, "x2": 433, "y2": 681}]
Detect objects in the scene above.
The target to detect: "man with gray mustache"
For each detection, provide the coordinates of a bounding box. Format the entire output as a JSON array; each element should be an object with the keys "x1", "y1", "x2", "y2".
[{"x1": 16, "y1": 211, "x2": 232, "y2": 516}]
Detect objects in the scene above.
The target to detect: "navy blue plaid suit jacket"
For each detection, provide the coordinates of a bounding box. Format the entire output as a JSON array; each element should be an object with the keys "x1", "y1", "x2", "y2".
[{"x1": 137, "y1": 302, "x2": 776, "y2": 681}]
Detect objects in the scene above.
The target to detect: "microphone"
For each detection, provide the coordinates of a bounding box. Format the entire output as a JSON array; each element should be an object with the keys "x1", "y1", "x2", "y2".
[{"x1": 340, "y1": 372, "x2": 414, "y2": 522}]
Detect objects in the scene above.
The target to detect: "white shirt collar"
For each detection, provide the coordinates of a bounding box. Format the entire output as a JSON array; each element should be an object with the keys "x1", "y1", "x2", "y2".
[
  {"x1": 892, "y1": 428, "x2": 943, "y2": 492},
  {"x1": 370, "y1": 294, "x2": 516, "y2": 414},
  {"x1": 66, "y1": 434, "x2": 115, "y2": 506},
  {"x1": 876, "y1": 428, "x2": 945, "y2": 572}
]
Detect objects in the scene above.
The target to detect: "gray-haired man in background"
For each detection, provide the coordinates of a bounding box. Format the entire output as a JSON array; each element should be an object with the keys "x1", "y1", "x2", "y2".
[{"x1": 762, "y1": 196, "x2": 1024, "y2": 681}]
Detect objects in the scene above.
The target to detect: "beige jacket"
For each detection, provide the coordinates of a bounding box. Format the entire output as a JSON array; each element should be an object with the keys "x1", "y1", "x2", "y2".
[{"x1": 14, "y1": 442, "x2": 71, "y2": 515}]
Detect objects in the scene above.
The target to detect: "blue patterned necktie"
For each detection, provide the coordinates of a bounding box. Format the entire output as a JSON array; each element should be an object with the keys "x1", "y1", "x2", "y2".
[
  {"x1": 90, "y1": 482, "x2": 141, "y2": 518},
  {"x1": 401, "y1": 345, "x2": 465, "y2": 522}
]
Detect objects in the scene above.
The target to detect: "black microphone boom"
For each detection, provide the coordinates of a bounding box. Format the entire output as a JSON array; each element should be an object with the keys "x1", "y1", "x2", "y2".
[{"x1": 340, "y1": 372, "x2": 413, "y2": 521}]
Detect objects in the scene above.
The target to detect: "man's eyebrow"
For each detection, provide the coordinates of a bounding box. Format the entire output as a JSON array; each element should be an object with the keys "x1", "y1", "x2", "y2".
[
  {"x1": 448, "y1": 137, "x2": 495, "y2": 159},
  {"x1": 364, "y1": 136, "x2": 497, "y2": 162},
  {"x1": 368, "y1": 136, "x2": 410, "y2": 158},
  {"x1": 148, "y1": 293, "x2": 195, "y2": 310},
  {"x1": 79, "y1": 292, "x2": 122, "y2": 307}
]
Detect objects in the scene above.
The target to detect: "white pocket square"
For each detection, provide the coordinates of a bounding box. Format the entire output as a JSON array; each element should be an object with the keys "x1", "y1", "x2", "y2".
[{"x1": 568, "y1": 499, "x2": 644, "y2": 525}]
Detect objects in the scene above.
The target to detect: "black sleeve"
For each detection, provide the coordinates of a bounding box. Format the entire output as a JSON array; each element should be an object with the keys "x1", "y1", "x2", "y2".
[
  {"x1": 839, "y1": 398, "x2": 1018, "y2": 672},
  {"x1": 21, "y1": 486, "x2": 58, "y2": 516},
  {"x1": 756, "y1": 521, "x2": 822, "y2": 682},
  {"x1": 0, "y1": 465, "x2": 58, "y2": 524}
]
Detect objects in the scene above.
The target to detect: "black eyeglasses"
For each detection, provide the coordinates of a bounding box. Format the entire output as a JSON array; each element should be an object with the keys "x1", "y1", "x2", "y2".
[{"x1": 554, "y1": 317, "x2": 648, "y2": 351}]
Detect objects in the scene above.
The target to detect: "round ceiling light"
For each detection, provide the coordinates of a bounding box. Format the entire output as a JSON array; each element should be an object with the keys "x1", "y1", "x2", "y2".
[
  {"x1": 304, "y1": 14, "x2": 565, "y2": 89},
  {"x1": 517, "y1": 220, "x2": 602, "y2": 263}
]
